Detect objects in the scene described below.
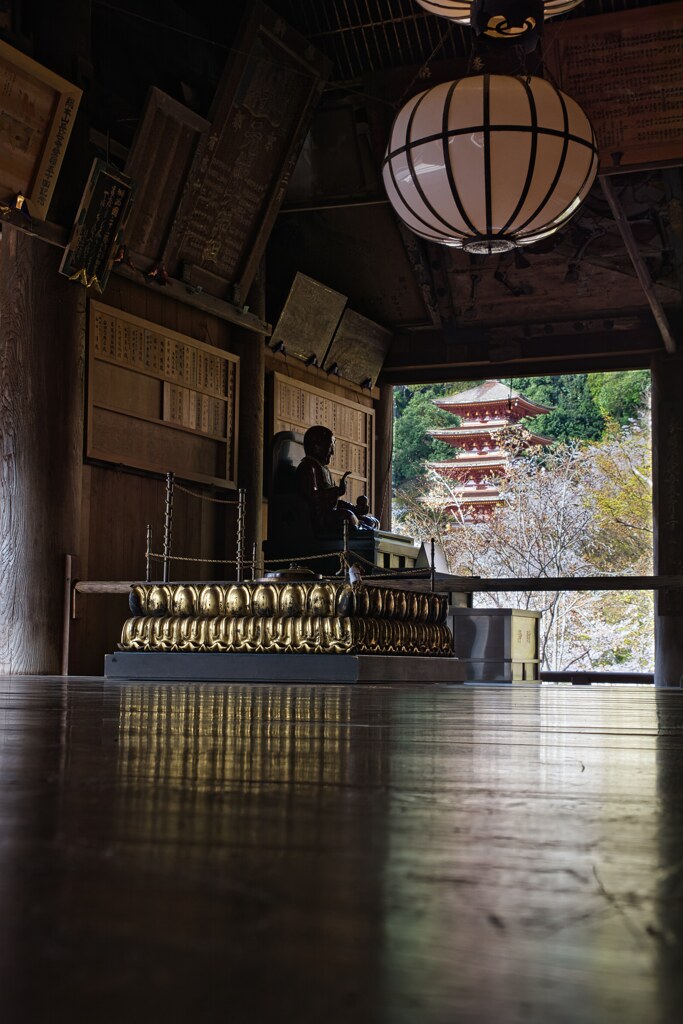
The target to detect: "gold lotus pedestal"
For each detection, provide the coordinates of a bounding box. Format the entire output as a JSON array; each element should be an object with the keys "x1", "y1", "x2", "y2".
[{"x1": 105, "y1": 579, "x2": 466, "y2": 684}]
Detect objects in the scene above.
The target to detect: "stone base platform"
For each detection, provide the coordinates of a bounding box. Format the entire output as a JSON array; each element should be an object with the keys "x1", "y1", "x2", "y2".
[{"x1": 104, "y1": 651, "x2": 467, "y2": 685}]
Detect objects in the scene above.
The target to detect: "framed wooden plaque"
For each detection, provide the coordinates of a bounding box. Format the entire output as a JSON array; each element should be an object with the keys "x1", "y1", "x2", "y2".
[
  {"x1": 272, "y1": 372, "x2": 375, "y2": 507},
  {"x1": 0, "y1": 38, "x2": 82, "y2": 219},
  {"x1": 60, "y1": 159, "x2": 134, "y2": 292},
  {"x1": 269, "y1": 273, "x2": 347, "y2": 366},
  {"x1": 322, "y1": 309, "x2": 392, "y2": 390},
  {"x1": 163, "y1": 1, "x2": 331, "y2": 304},
  {"x1": 123, "y1": 87, "x2": 210, "y2": 265},
  {"x1": 88, "y1": 301, "x2": 239, "y2": 488},
  {"x1": 544, "y1": 2, "x2": 683, "y2": 173}
]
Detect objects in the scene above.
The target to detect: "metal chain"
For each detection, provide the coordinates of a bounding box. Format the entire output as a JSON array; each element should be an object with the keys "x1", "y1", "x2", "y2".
[
  {"x1": 147, "y1": 548, "x2": 430, "y2": 579},
  {"x1": 148, "y1": 551, "x2": 242, "y2": 565},
  {"x1": 173, "y1": 481, "x2": 239, "y2": 505},
  {"x1": 148, "y1": 550, "x2": 344, "y2": 567},
  {"x1": 262, "y1": 552, "x2": 343, "y2": 564}
]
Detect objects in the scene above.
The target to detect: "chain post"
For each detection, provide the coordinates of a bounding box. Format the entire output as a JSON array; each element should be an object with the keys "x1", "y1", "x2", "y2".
[
  {"x1": 145, "y1": 524, "x2": 153, "y2": 582},
  {"x1": 343, "y1": 519, "x2": 350, "y2": 581},
  {"x1": 236, "y1": 488, "x2": 246, "y2": 582},
  {"x1": 430, "y1": 537, "x2": 436, "y2": 593},
  {"x1": 163, "y1": 472, "x2": 175, "y2": 583}
]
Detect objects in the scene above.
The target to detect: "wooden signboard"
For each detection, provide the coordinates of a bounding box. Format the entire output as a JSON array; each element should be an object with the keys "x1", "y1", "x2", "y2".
[
  {"x1": 323, "y1": 309, "x2": 392, "y2": 390},
  {"x1": 544, "y1": 2, "x2": 683, "y2": 173},
  {"x1": 88, "y1": 301, "x2": 239, "y2": 488},
  {"x1": 60, "y1": 159, "x2": 134, "y2": 291},
  {"x1": 0, "y1": 38, "x2": 82, "y2": 219},
  {"x1": 123, "y1": 87, "x2": 209, "y2": 265},
  {"x1": 163, "y1": 1, "x2": 331, "y2": 304},
  {"x1": 272, "y1": 372, "x2": 374, "y2": 506},
  {"x1": 270, "y1": 273, "x2": 347, "y2": 366}
]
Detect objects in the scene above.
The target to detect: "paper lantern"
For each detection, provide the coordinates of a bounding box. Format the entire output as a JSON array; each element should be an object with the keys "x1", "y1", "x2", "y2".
[
  {"x1": 414, "y1": 0, "x2": 583, "y2": 22},
  {"x1": 382, "y1": 74, "x2": 598, "y2": 255}
]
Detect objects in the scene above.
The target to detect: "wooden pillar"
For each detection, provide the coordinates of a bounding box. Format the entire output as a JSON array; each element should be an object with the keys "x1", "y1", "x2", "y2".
[
  {"x1": 235, "y1": 268, "x2": 266, "y2": 574},
  {"x1": 376, "y1": 384, "x2": 394, "y2": 532},
  {"x1": 651, "y1": 355, "x2": 683, "y2": 686},
  {"x1": 0, "y1": 227, "x2": 85, "y2": 674}
]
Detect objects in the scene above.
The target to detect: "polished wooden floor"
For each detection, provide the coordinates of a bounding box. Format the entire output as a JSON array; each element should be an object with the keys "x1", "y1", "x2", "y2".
[{"x1": 1, "y1": 677, "x2": 682, "y2": 1023}]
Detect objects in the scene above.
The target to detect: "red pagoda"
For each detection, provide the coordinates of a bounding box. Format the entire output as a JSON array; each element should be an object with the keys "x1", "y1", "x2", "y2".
[{"x1": 427, "y1": 380, "x2": 552, "y2": 521}]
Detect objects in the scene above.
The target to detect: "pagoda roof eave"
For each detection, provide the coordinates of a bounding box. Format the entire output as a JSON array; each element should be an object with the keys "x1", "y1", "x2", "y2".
[
  {"x1": 427, "y1": 429, "x2": 552, "y2": 446},
  {"x1": 433, "y1": 397, "x2": 553, "y2": 417},
  {"x1": 431, "y1": 379, "x2": 553, "y2": 416}
]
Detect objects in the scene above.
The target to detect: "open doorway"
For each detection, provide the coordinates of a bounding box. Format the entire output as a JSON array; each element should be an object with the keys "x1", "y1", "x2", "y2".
[{"x1": 392, "y1": 371, "x2": 653, "y2": 675}]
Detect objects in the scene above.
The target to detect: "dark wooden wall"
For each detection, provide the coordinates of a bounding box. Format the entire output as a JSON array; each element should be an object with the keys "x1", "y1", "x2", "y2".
[
  {"x1": 0, "y1": 228, "x2": 85, "y2": 674},
  {"x1": 70, "y1": 275, "x2": 239, "y2": 675}
]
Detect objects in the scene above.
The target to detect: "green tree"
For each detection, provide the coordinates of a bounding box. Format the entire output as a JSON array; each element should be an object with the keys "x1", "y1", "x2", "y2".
[
  {"x1": 514, "y1": 374, "x2": 605, "y2": 443},
  {"x1": 393, "y1": 383, "x2": 463, "y2": 489},
  {"x1": 582, "y1": 418, "x2": 652, "y2": 572},
  {"x1": 587, "y1": 370, "x2": 650, "y2": 425}
]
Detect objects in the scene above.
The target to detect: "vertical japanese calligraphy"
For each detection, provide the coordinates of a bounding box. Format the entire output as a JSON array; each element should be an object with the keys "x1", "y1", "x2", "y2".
[
  {"x1": 59, "y1": 159, "x2": 134, "y2": 291},
  {"x1": 163, "y1": 1, "x2": 330, "y2": 303},
  {"x1": 0, "y1": 38, "x2": 81, "y2": 219},
  {"x1": 544, "y1": 2, "x2": 683, "y2": 171}
]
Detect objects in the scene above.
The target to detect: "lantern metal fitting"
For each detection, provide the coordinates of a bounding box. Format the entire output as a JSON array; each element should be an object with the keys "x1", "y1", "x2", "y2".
[
  {"x1": 382, "y1": 73, "x2": 598, "y2": 255},
  {"x1": 414, "y1": 0, "x2": 583, "y2": 22}
]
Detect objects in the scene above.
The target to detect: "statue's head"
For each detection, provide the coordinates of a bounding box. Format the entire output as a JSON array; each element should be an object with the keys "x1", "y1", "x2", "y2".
[{"x1": 303, "y1": 425, "x2": 335, "y2": 465}]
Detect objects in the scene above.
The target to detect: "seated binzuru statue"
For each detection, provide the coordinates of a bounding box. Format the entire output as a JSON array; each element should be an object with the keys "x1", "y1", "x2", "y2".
[{"x1": 295, "y1": 425, "x2": 380, "y2": 535}]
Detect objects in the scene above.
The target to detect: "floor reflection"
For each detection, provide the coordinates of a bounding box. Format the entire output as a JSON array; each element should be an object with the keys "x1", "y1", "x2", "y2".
[{"x1": 1, "y1": 679, "x2": 682, "y2": 1023}]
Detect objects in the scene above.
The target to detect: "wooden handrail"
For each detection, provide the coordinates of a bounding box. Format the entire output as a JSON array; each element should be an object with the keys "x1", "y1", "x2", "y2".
[
  {"x1": 74, "y1": 581, "x2": 135, "y2": 594},
  {"x1": 71, "y1": 574, "x2": 683, "y2": 594},
  {"x1": 438, "y1": 574, "x2": 683, "y2": 593}
]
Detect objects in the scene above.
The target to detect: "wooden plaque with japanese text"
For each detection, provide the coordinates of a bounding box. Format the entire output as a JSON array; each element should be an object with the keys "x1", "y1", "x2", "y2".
[
  {"x1": 163, "y1": 1, "x2": 331, "y2": 304},
  {"x1": 270, "y1": 273, "x2": 347, "y2": 366},
  {"x1": 59, "y1": 159, "x2": 134, "y2": 292},
  {"x1": 0, "y1": 38, "x2": 82, "y2": 219},
  {"x1": 322, "y1": 308, "x2": 392, "y2": 390},
  {"x1": 272, "y1": 372, "x2": 374, "y2": 507},
  {"x1": 544, "y1": 2, "x2": 683, "y2": 173},
  {"x1": 88, "y1": 301, "x2": 239, "y2": 488}
]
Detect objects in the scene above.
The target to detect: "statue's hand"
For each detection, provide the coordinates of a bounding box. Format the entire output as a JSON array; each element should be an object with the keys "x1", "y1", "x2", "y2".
[{"x1": 338, "y1": 470, "x2": 351, "y2": 495}]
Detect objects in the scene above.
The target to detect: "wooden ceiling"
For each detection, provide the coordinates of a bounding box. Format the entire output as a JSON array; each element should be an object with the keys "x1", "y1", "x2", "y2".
[{"x1": 84, "y1": 0, "x2": 683, "y2": 383}]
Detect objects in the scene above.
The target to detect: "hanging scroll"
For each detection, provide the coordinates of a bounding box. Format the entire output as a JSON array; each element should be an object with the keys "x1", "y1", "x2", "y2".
[
  {"x1": 163, "y1": 1, "x2": 331, "y2": 305},
  {"x1": 544, "y1": 2, "x2": 683, "y2": 173},
  {"x1": 0, "y1": 38, "x2": 81, "y2": 219},
  {"x1": 88, "y1": 301, "x2": 239, "y2": 487}
]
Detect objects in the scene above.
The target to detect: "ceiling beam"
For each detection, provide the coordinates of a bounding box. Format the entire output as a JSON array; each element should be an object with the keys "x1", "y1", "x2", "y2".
[
  {"x1": 600, "y1": 175, "x2": 678, "y2": 354},
  {"x1": 380, "y1": 317, "x2": 666, "y2": 385}
]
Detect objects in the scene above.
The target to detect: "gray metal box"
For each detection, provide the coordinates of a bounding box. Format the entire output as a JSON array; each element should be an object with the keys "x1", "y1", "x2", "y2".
[{"x1": 448, "y1": 607, "x2": 542, "y2": 683}]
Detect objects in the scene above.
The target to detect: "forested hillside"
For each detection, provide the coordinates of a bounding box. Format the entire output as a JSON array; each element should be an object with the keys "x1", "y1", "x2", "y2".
[{"x1": 393, "y1": 371, "x2": 650, "y2": 489}]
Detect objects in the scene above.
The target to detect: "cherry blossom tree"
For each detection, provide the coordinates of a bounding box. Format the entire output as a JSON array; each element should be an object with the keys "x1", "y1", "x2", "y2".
[{"x1": 394, "y1": 415, "x2": 653, "y2": 671}]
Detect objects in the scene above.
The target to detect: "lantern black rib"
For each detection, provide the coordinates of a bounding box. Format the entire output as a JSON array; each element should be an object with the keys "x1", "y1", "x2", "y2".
[
  {"x1": 385, "y1": 92, "x2": 467, "y2": 243},
  {"x1": 499, "y1": 78, "x2": 538, "y2": 237},
  {"x1": 513, "y1": 89, "x2": 571, "y2": 235},
  {"x1": 517, "y1": 139, "x2": 599, "y2": 243},
  {"x1": 404, "y1": 89, "x2": 469, "y2": 239},
  {"x1": 442, "y1": 80, "x2": 480, "y2": 236},
  {"x1": 383, "y1": 123, "x2": 597, "y2": 161},
  {"x1": 483, "y1": 75, "x2": 492, "y2": 240}
]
